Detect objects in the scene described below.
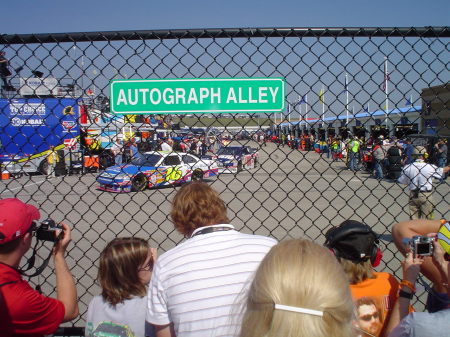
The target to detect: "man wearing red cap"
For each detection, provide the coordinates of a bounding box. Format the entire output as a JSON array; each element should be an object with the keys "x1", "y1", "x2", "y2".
[{"x1": 0, "y1": 198, "x2": 78, "y2": 336}]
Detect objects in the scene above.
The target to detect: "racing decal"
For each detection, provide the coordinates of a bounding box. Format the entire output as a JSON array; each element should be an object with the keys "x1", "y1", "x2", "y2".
[
  {"x1": 62, "y1": 120, "x2": 76, "y2": 131},
  {"x1": 148, "y1": 170, "x2": 165, "y2": 186},
  {"x1": 165, "y1": 166, "x2": 183, "y2": 182}
]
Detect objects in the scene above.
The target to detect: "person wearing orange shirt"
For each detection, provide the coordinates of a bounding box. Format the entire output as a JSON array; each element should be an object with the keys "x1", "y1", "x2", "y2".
[{"x1": 325, "y1": 220, "x2": 400, "y2": 337}]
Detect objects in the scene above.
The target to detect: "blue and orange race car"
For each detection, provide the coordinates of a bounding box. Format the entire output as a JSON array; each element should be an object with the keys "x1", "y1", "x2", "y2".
[{"x1": 96, "y1": 151, "x2": 218, "y2": 192}]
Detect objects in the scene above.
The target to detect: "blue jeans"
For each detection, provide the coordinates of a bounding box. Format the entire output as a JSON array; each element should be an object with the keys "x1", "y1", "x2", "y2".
[
  {"x1": 374, "y1": 160, "x2": 384, "y2": 180},
  {"x1": 437, "y1": 157, "x2": 447, "y2": 182},
  {"x1": 437, "y1": 157, "x2": 447, "y2": 168},
  {"x1": 115, "y1": 154, "x2": 122, "y2": 166},
  {"x1": 349, "y1": 151, "x2": 358, "y2": 171}
]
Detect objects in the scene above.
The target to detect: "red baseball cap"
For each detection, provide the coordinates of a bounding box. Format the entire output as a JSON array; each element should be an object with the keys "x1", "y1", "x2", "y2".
[{"x1": 0, "y1": 198, "x2": 40, "y2": 244}]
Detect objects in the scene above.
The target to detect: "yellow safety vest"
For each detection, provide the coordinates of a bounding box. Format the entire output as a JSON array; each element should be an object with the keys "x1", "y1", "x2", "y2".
[
  {"x1": 47, "y1": 150, "x2": 60, "y2": 164},
  {"x1": 351, "y1": 140, "x2": 360, "y2": 152}
]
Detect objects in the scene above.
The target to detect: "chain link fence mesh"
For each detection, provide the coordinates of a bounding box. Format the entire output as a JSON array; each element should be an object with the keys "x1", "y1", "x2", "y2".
[{"x1": 0, "y1": 27, "x2": 449, "y2": 334}]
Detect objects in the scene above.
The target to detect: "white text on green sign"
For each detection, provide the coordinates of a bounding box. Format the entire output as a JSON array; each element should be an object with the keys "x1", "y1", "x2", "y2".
[{"x1": 110, "y1": 78, "x2": 285, "y2": 114}]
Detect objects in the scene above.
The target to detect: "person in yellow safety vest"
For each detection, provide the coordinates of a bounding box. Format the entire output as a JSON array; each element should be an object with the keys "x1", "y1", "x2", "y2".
[
  {"x1": 47, "y1": 146, "x2": 60, "y2": 178},
  {"x1": 348, "y1": 136, "x2": 360, "y2": 172},
  {"x1": 331, "y1": 137, "x2": 340, "y2": 161},
  {"x1": 281, "y1": 133, "x2": 286, "y2": 147}
]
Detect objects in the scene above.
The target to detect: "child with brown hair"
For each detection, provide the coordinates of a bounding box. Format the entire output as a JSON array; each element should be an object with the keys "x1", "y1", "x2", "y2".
[{"x1": 85, "y1": 237, "x2": 157, "y2": 337}]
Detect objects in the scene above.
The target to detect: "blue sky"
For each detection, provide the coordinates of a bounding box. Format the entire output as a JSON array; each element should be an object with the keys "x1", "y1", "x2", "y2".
[{"x1": 1, "y1": 0, "x2": 448, "y2": 34}]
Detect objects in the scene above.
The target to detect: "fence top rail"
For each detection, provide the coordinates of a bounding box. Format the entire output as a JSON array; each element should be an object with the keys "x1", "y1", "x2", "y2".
[{"x1": 1, "y1": 26, "x2": 449, "y2": 44}]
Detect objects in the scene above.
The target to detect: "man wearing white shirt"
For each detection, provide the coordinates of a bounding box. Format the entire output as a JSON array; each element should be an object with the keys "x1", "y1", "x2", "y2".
[
  {"x1": 111, "y1": 139, "x2": 123, "y2": 165},
  {"x1": 160, "y1": 139, "x2": 173, "y2": 152},
  {"x1": 398, "y1": 146, "x2": 450, "y2": 219},
  {"x1": 146, "y1": 181, "x2": 277, "y2": 337}
]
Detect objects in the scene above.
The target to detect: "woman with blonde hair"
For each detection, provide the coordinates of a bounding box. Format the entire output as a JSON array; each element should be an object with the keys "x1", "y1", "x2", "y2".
[
  {"x1": 240, "y1": 239, "x2": 354, "y2": 337},
  {"x1": 85, "y1": 237, "x2": 157, "y2": 337}
]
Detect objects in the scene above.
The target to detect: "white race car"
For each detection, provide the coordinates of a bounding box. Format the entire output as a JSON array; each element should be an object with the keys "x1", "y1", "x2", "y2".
[{"x1": 96, "y1": 151, "x2": 218, "y2": 192}]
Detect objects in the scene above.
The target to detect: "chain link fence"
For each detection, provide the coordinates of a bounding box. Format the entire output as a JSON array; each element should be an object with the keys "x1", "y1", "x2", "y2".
[{"x1": 0, "y1": 27, "x2": 449, "y2": 334}]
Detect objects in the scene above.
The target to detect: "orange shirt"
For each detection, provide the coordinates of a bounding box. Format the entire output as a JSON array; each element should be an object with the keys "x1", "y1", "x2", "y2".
[{"x1": 350, "y1": 272, "x2": 399, "y2": 337}]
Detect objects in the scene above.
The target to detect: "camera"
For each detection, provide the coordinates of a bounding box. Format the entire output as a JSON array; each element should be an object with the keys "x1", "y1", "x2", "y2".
[
  {"x1": 36, "y1": 219, "x2": 64, "y2": 242},
  {"x1": 404, "y1": 236, "x2": 434, "y2": 256}
]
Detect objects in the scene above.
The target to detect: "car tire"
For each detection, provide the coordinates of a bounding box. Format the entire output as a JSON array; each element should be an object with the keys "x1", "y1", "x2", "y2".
[
  {"x1": 38, "y1": 160, "x2": 49, "y2": 175},
  {"x1": 192, "y1": 169, "x2": 204, "y2": 181},
  {"x1": 131, "y1": 174, "x2": 147, "y2": 192}
]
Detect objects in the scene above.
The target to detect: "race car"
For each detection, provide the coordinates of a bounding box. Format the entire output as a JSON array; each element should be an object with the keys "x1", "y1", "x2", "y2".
[
  {"x1": 96, "y1": 151, "x2": 218, "y2": 192},
  {"x1": 215, "y1": 146, "x2": 259, "y2": 173}
]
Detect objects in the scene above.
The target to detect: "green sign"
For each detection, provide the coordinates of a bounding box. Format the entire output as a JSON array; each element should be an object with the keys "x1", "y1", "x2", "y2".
[{"x1": 110, "y1": 78, "x2": 285, "y2": 114}]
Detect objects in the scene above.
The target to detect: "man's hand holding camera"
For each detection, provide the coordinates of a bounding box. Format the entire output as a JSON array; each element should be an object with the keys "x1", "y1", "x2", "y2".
[
  {"x1": 402, "y1": 250, "x2": 424, "y2": 285},
  {"x1": 35, "y1": 219, "x2": 77, "y2": 321},
  {"x1": 53, "y1": 222, "x2": 71, "y2": 256},
  {"x1": 51, "y1": 221, "x2": 78, "y2": 321}
]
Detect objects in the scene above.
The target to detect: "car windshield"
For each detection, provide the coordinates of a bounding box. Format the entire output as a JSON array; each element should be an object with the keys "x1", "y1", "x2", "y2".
[
  {"x1": 218, "y1": 148, "x2": 241, "y2": 155},
  {"x1": 131, "y1": 154, "x2": 162, "y2": 166}
]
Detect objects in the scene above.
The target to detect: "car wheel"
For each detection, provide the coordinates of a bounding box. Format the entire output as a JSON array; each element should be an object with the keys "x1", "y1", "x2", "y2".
[
  {"x1": 131, "y1": 174, "x2": 147, "y2": 191},
  {"x1": 38, "y1": 160, "x2": 49, "y2": 175},
  {"x1": 237, "y1": 161, "x2": 243, "y2": 172},
  {"x1": 192, "y1": 169, "x2": 204, "y2": 181}
]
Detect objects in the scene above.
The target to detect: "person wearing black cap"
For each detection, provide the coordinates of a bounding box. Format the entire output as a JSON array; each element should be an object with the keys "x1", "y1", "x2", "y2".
[
  {"x1": 0, "y1": 198, "x2": 78, "y2": 336},
  {"x1": 325, "y1": 220, "x2": 400, "y2": 337}
]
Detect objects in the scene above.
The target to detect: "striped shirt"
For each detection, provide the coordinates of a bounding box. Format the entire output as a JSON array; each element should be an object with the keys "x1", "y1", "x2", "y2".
[{"x1": 146, "y1": 224, "x2": 277, "y2": 337}]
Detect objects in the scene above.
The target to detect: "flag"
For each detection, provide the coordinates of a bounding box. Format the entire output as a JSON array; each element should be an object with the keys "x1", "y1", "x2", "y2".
[
  {"x1": 363, "y1": 106, "x2": 369, "y2": 113},
  {"x1": 299, "y1": 95, "x2": 306, "y2": 104},
  {"x1": 319, "y1": 89, "x2": 324, "y2": 103},
  {"x1": 405, "y1": 98, "x2": 412, "y2": 106}
]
